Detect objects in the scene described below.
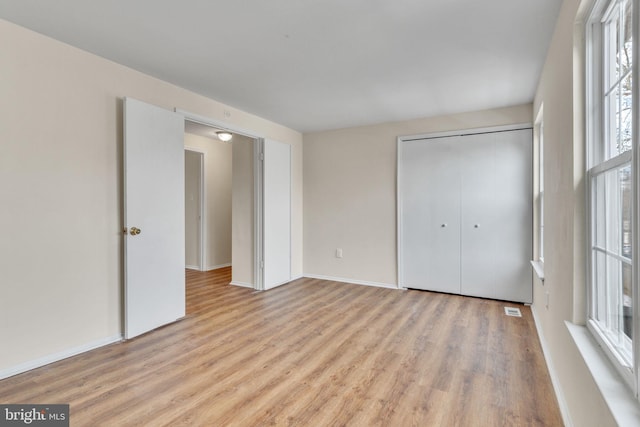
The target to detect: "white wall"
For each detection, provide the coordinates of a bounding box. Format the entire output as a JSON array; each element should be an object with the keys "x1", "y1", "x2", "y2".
[
  {"x1": 303, "y1": 104, "x2": 532, "y2": 287},
  {"x1": 184, "y1": 133, "x2": 233, "y2": 270},
  {"x1": 531, "y1": 0, "x2": 618, "y2": 425},
  {"x1": 184, "y1": 150, "x2": 202, "y2": 269},
  {"x1": 0, "y1": 18, "x2": 302, "y2": 376},
  {"x1": 231, "y1": 135, "x2": 255, "y2": 287}
]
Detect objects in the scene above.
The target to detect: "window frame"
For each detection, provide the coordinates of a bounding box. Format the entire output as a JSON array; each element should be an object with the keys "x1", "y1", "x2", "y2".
[
  {"x1": 537, "y1": 111, "x2": 545, "y2": 263},
  {"x1": 586, "y1": 0, "x2": 640, "y2": 397}
]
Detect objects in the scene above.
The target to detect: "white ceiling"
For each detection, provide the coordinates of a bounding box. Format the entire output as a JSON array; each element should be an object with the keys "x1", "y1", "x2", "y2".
[{"x1": 0, "y1": 0, "x2": 562, "y2": 133}]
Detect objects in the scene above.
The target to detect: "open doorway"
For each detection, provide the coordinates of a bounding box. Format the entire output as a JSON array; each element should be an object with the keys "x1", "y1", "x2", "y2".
[
  {"x1": 183, "y1": 121, "x2": 257, "y2": 288},
  {"x1": 180, "y1": 109, "x2": 292, "y2": 292},
  {"x1": 123, "y1": 98, "x2": 292, "y2": 340},
  {"x1": 184, "y1": 122, "x2": 233, "y2": 273}
]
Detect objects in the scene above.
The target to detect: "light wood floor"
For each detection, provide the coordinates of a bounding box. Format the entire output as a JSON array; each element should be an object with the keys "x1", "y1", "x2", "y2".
[{"x1": 0, "y1": 268, "x2": 563, "y2": 426}]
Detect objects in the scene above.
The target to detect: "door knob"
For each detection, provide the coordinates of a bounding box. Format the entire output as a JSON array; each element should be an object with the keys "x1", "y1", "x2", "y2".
[
  {"x1": 474, "y1": 224, "x2": 480, "y2": 228},
  {"x1": 130, "y1": 227, "x2": 142, "y2": 236},
  {"x1": 441, "y1": 223, "x2": 447, "y2": 228}
]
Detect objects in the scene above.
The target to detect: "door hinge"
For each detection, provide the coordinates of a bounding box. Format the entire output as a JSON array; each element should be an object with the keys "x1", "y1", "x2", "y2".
[
  {"x1": 260, "y1": 261, "x2": 264, "y2": 269},
  {"x1": 260, "y1": 152, "x2": 264, "y2": 161}
]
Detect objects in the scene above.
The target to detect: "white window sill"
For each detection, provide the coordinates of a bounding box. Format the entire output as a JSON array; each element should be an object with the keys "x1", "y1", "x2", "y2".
[
  {"x1": 565, "y1": 321, "x2": 640, "y2": 426},
  {"x1": 530, "y1": 260, "x2": 545, "y2": 281}
]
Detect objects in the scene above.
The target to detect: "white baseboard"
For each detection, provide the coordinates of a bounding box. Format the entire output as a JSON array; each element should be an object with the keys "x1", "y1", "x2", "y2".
[
  {"x1": 531, "y1": 306, "x2": 572, "y2": 427},
  {"x1": 186, "y1": 263, "x2": 231, "y2": 272},
  {"x1": 0, "y1": 334, "x2": 122, "y2": 380},
  {"x1": 230, "y1": 281, "x2": 253, "y2": 288},
  {"x1": 206, "y1": 263, "x2": 231, "y2": 271},
  {"x1": 303, "y1": 274, "x2": 398, "y2": 290}
]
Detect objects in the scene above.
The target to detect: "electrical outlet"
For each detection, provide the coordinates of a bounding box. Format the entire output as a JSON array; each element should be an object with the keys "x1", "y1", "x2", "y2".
[
  {"x1": 336, "y1": 248, "x2": 343, "y2": 258},
  {"x1": 545, "y1": 291, "x2": 550, "y2": 310}
]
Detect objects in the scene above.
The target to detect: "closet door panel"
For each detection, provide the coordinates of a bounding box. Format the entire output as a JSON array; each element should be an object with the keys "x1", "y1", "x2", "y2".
[
  {"x1": 400, "y1": 138, "x2": 461, "y2": 293},
  {"x1": 458, "y1": 133, "x2": 497, "y2": 296},
  {"x1": 459, "y1": 130, "x2": 532, "y2": 303}
]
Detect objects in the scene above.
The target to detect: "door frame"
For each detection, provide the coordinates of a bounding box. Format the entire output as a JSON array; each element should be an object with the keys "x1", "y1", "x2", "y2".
[
  {"x1": 396, "y1": 122, "x2": 532, "y2": 290},
  {"x1": 176, "y1": 109, "x2": 271, "y2": 291},
  {"x1": 184, "y1": 147, "x2": 206, "y2": 271}
]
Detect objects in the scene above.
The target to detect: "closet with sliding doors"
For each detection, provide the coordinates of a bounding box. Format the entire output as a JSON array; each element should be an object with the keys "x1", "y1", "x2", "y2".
[{"x1": 398, "y1": 125, "x2": 533, "y2": 303}]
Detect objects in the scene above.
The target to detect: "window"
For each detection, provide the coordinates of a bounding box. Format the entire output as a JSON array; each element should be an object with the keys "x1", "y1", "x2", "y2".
[{"x1": 587, "y1": 0, "x2": 637, "y2": 393}]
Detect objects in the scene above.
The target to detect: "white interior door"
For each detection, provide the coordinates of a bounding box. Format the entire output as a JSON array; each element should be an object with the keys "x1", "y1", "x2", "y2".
[
  {"x1": 459, "y1": 129, "x2": 533, "y2": 303},
  {"x1": 124, "y1": 97, "x2": 185, "y2": 339},
  {"x1": 399, "y1": 137, "x2": 461, "y2": 293},
  {"x1": 263, "y1": 139, "x2": 291, "y2": 290}
]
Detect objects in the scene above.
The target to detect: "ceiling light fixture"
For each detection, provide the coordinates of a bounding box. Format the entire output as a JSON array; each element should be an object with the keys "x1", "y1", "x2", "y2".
[{"x1": 216, "y1": 131, "x2": 233, "y2": 142}]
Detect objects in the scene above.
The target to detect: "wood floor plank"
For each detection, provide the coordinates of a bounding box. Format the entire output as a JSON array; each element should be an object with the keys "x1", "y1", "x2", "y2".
[{"x1": 0, "y1": 268, "x2": 563, "y2": 426}]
